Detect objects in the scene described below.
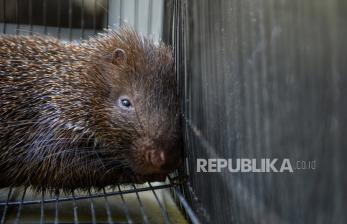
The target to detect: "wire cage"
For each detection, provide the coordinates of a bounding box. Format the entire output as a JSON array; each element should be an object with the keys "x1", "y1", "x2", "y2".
[
  {"x1": 0, "y1": 0, "x2": 198, "y2": 223},
  {"x1": 3, "y1": 0, "x2": 346, "y2": 223}
]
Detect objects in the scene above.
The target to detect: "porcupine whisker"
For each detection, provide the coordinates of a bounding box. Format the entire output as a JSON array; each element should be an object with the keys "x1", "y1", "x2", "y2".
[
  {"x1": 33, "y1": 149, "x2": 107, "y2": 162},
  {"x1": 92, "y1": 145, "x2": 107, "y2": 169},
  {"x1": 103, "y1": 167, "x2": 129, "y2": 179},
  {"x1": 41, "y1": 154, "x2": 103, "y2": 171},
  {"x1": 83, "y1": 159, "x2": 126, "y2": 170},
  {"x1": 24, "y1": 129, "x2": 86, "y2": 145},
  {"x1": 22, "y1": 141, "x2": 113, "y2": 159},
  {"x1": 36, "y1": 148, "x2": 128, "y2": 164},
  {"x1": 69, "y1": 156, "x2": 109, "y2": 171},
  {"x1": 65, "y1": 157, "x2": 125, "y2": 172},
  {"x1": 13, "y1": 138, "x2": 88, "y2": 148}
]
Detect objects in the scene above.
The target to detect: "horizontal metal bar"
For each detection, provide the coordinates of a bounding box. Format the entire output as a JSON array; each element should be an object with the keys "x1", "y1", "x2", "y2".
[{"x1": 13, "y1": 222, "x2": 129, "y2": 224}]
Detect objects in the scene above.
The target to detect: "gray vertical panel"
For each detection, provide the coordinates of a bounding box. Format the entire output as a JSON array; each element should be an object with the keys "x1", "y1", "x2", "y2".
[
  {"x1": 108, "y1": 0, "x2": 121, "y2": 29},
  {"x1": 174, "y1": 0, "x2": 347, "y2": 223},
  {"x1": 137, "y1": 0, "x2": 150, "y2": 35},
  {"x1": 150, "y1": 0, "x2": 163, "y2": 40},
  {"x1": 122, "y1": 0, "x2": 135, "y2": 26},
  {"x1": 107, "y1": 0, "x2": 163, "y2": 40}
]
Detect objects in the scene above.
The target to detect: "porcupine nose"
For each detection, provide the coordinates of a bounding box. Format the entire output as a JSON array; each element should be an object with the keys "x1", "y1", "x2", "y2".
[
  {"x1": 144, "y1": 148, "x2": 182, "y2": 172},
  {"x1": 145, "y1": 150, "x2": 166, "y2": 168}
]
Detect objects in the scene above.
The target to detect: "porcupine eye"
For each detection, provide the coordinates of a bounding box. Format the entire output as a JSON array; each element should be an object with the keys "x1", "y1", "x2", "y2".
[
  {"x1": 121, "y1": 99, "x2": 131, "y2": 107},
  {"x1": 118, "y1": 97, "x2": 133, "y2": 111}
]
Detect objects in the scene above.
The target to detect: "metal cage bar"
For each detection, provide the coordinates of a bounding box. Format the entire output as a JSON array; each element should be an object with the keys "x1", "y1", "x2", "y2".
[
  {"x1": 117, "y1": 185, "x2": 133, "y2": 223},
  {"x1": 0, "y1": 180, "x2": 189, "y2": 223}
]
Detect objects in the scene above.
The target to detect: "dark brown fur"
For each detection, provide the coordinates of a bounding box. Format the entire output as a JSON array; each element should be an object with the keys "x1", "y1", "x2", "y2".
[{"x1": 0, "y1": 27, "x2": 182, "y2": 190}]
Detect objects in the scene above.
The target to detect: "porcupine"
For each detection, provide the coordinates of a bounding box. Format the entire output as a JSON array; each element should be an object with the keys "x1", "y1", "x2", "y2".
[{"x1": 0, "y1": 27, "x2": 182, "y2": 190}]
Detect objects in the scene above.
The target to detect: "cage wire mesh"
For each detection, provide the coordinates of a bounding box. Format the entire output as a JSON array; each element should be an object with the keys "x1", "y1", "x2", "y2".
[
  {"x1": 0, "y1": 178, "x2": 189, "y2": 224},
  {"x1": 171, "y1": 0, "x2": 347, "y2": 223},
  {"x1": 0, "y1": 0, "x2": 197, "y2": 223}
]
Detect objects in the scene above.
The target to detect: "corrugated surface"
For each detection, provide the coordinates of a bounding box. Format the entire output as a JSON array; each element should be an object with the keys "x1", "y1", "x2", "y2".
[
  {"x1": 0, "y1": 1, "x2": 190, "y2": 223},
  {"x1": 0, "y1": 0, "x2": 163, "y2": 41},
  {"x1": 172, "y1": 0, "x2": 347, "y2": 223}
]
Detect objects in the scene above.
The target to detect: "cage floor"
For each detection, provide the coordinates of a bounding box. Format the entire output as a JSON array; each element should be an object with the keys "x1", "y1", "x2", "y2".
[{"x1": 0, "y1": 178, "x2": 188, "y2": 224}]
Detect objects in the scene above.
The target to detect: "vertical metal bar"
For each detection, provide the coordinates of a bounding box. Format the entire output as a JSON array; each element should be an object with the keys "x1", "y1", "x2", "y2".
[
  {"x1": 69, "y1": 0, "x2": 73, "y2": 41},
  {"x1": 158, "y1": 0, "x2": 164, "y2": 36},
  {"x1": 14, "y1": 186, "x2": 27, "y2": 224},
  {"x1": 88, "y1": 189, "x2": 97, "y2": 224},
  {"x1": 0, "y1": 187, "x2": 12, "y2": 224},
  {"x1": 71, "y1": 191, "x2": 79, "y2": 224},
  {"x1": 106, "y1": 0, "x2": 109, "y2": 29},
  {"x1": 173, "y1": 0, "x2": 178, "y2": 87},
  {"x1": 81, "y1": 0, "x2": 85, "y2": 39},
  {"x1": 147, "y1": 0, "x2": 153, "y2": 35},
  {"x1": 40, "y1": 191, "x2": 45, "y2": 224},
  {"x1": 117, "y1": 185, "x2": 133, "y2": 224},
  {"x1": 132, "y1": 184, "x2": 149, "y2": 224},
  {"x1": 54, "y1": 190, "x2": 60, "y2": 224},
  {"x1": 43, "y1": 0, "x2": 47, "y2": 34},
  {"x1": 29, "y1": 0, "x2": 33, "y2": 34},
  {"x1": 2, "y1": 0, "x2": 6, "y2": 34},
  {"x1": 134, "y1": 0, "x2": 139, "y2": 31},
  {"x1": 102, "y1": 188, "x2": 114, "y2": 224},
  {"x1": 119, "y1": 0, "x2": 123, "y2": 27},
  {"x1": 57, "y1": 0, "x2": 61, "y2": 39},
  {"x1": 183, "y1": 0, "x2": 190, "y2": 154},
  {"x1": 15, "y1": 0, "x2": 19, "y2": 35},
  {"x1": 93, "y1": 0, "x2": 97, "y2": 34},
  {"x1": 148, "y1": 183, "x2": 171, "y2": 224}
]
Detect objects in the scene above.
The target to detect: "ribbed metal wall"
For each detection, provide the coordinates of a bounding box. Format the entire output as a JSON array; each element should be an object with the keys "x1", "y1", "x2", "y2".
[
  {"x1": 171, "y1": 0, "x2": 347, "y2": 223},
  {"x1": 0, "y1": 0, "x2": 164, "y2": 41}
]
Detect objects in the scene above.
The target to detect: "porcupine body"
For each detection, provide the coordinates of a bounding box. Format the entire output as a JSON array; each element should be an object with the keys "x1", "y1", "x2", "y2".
[{"x1": 0, "y1": 28, "x2": 182, "y2": 190}]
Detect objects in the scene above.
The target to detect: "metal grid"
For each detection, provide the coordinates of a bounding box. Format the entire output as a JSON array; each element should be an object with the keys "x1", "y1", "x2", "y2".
[
  {"x1": 0, "y1": 0, "x2": 199, "y2": 223},
  {"x1": 0, "y1": 177, "x2": 191, "y2": 223}
]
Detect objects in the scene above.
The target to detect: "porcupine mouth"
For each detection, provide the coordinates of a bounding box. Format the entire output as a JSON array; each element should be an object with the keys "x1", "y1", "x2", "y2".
[{"x1": 87, "y1": 138, "x2": 173, "y2": 183}]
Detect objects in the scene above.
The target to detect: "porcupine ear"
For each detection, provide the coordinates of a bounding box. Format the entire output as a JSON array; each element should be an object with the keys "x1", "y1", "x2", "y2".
[{"x1": 104, "y1": 48, "x2": 127, "y2": 65}]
